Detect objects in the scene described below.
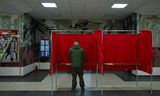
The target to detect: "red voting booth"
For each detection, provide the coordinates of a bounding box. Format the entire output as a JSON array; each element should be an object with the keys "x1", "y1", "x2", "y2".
[
  {"x1": 50, "y1": 30, "x2": 153, "y2": 74},
  {"x1": 103, "y1": 30, "x2": 153, "y2": 74}
]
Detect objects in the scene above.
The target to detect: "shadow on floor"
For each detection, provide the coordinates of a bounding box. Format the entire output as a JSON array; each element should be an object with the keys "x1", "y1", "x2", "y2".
[
  {"x1": 105, "y1": 71, "x2": 160, "y2": 81},
  {"x1": 0, "y1": 70, "x2": 49, "y2": 82}
]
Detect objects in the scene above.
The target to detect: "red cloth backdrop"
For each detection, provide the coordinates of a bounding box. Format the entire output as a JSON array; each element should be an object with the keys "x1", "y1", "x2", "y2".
[
  {"x1": 50, "y1": 32, "x2": 57, "y2": 74},
  {"x1": 92, "y1": 30, "x2": 104, "y2": 74},
  {"x1": 103, "y1": 30, "x2": 153, "y2": 74},
  {"x1": 103, "y1": 34, "x2": 138, "y2": 71},
  {"x1": 138, "y1": 30, "x2": 153, "y2": 73},
  {"x1": 55, "y1": 33, "x2": 98, "y2": 71}
]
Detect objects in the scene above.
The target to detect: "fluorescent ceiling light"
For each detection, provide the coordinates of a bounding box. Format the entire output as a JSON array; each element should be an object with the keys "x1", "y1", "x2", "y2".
[
  {"x1": 111, "y1": 4, "x2": 128, "y2": 8},
  {"x1": 41, "y1": 3, "x2": 57, "y2": 8}
]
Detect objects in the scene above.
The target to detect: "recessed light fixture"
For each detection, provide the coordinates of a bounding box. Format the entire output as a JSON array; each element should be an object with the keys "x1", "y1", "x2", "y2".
[
  {"x1": 41, "y1": 3, "x2": 57, "y2": 8},
  {"x1": 111, "y1": 4, "x2": 128, "y2": 8}
]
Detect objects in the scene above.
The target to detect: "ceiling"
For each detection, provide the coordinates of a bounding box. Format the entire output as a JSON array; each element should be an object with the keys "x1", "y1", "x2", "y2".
[{"x1": 0, "y1": 0, "x2": 160, "y2": 20}]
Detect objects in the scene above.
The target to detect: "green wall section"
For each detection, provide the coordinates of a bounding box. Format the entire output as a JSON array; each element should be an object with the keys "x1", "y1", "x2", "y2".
[
  {"x1": 0, "y1": 14, "x2": 24, "y2": 30},
  {"x1": 0, "y1": 14, "x2": 26, "y2": 47},
  {"x1": 48, "y1": 20, "x2": 124, "y2": 30},
  {"x1": 46, "y1": 14, "x2": 137, "y2": 34},
  {"x1": 137, "y1": 15, "x2": 160, "y2": 30},
  {"x1": 47, "y1": 19, "x2": 135, "y2": 31},
  {"x1": 137, "y1": 15, "x2": 160, "y2": 47}
]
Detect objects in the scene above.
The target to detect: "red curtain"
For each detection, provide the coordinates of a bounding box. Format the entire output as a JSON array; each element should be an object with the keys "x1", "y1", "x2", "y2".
[
  {"x1": 50, "y1": 32, "x2": 57, "y2": 74},
  {"x1": 138, "y1": 30, "x2": 153, "y2": 73},
  {"x1": 92, "y1": 30, "x2": 104, "y2": 74},
  {"x1": 103, "y1": 34, "x2": 138, "y2": 71},
  {"x1": 103, "y1": 31, "x2": 153, "y2": 74},
  {"x1": 56, "y1": 34, "x2": 98, "y2": 71}
]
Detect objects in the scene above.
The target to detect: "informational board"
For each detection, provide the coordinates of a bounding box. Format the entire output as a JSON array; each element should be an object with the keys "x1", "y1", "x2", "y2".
[{"x1": 40, "y1": 39, "x2": 50, "y2": 57}]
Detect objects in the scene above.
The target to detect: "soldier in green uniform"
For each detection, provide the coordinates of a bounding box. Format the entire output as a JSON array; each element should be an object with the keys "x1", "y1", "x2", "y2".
[{"x1": 68, "y1": 41, "x2": 85, "y2": 92}]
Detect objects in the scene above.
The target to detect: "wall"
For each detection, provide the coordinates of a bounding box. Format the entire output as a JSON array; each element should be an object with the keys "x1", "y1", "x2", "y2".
[
  {"x1": 20, "y1": 14, "x2": 50, "y2": 65},
  {"x1": 44, "y1": 14, "x2": 137, "y2": 34},
  {"x1": 0, "y1": 14, "x2": 22, "y2": 30},
  {"x1": 45, "y1": 19, "x2": 125, "y2": 31}
]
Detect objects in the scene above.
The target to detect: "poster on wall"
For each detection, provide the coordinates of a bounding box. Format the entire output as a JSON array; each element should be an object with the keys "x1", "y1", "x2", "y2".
[
  {"x1": 0, "y1": 30, "x2": 19, "y2": 62},
  {"x1": 40, "y1": 39, "x2": 50, "y2": 57}
]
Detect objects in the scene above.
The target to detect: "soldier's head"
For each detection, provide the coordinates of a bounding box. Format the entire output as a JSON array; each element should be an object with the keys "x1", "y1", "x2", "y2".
[{"x1": 74, "y1": 41, "x2": 79, "y2": 46}]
